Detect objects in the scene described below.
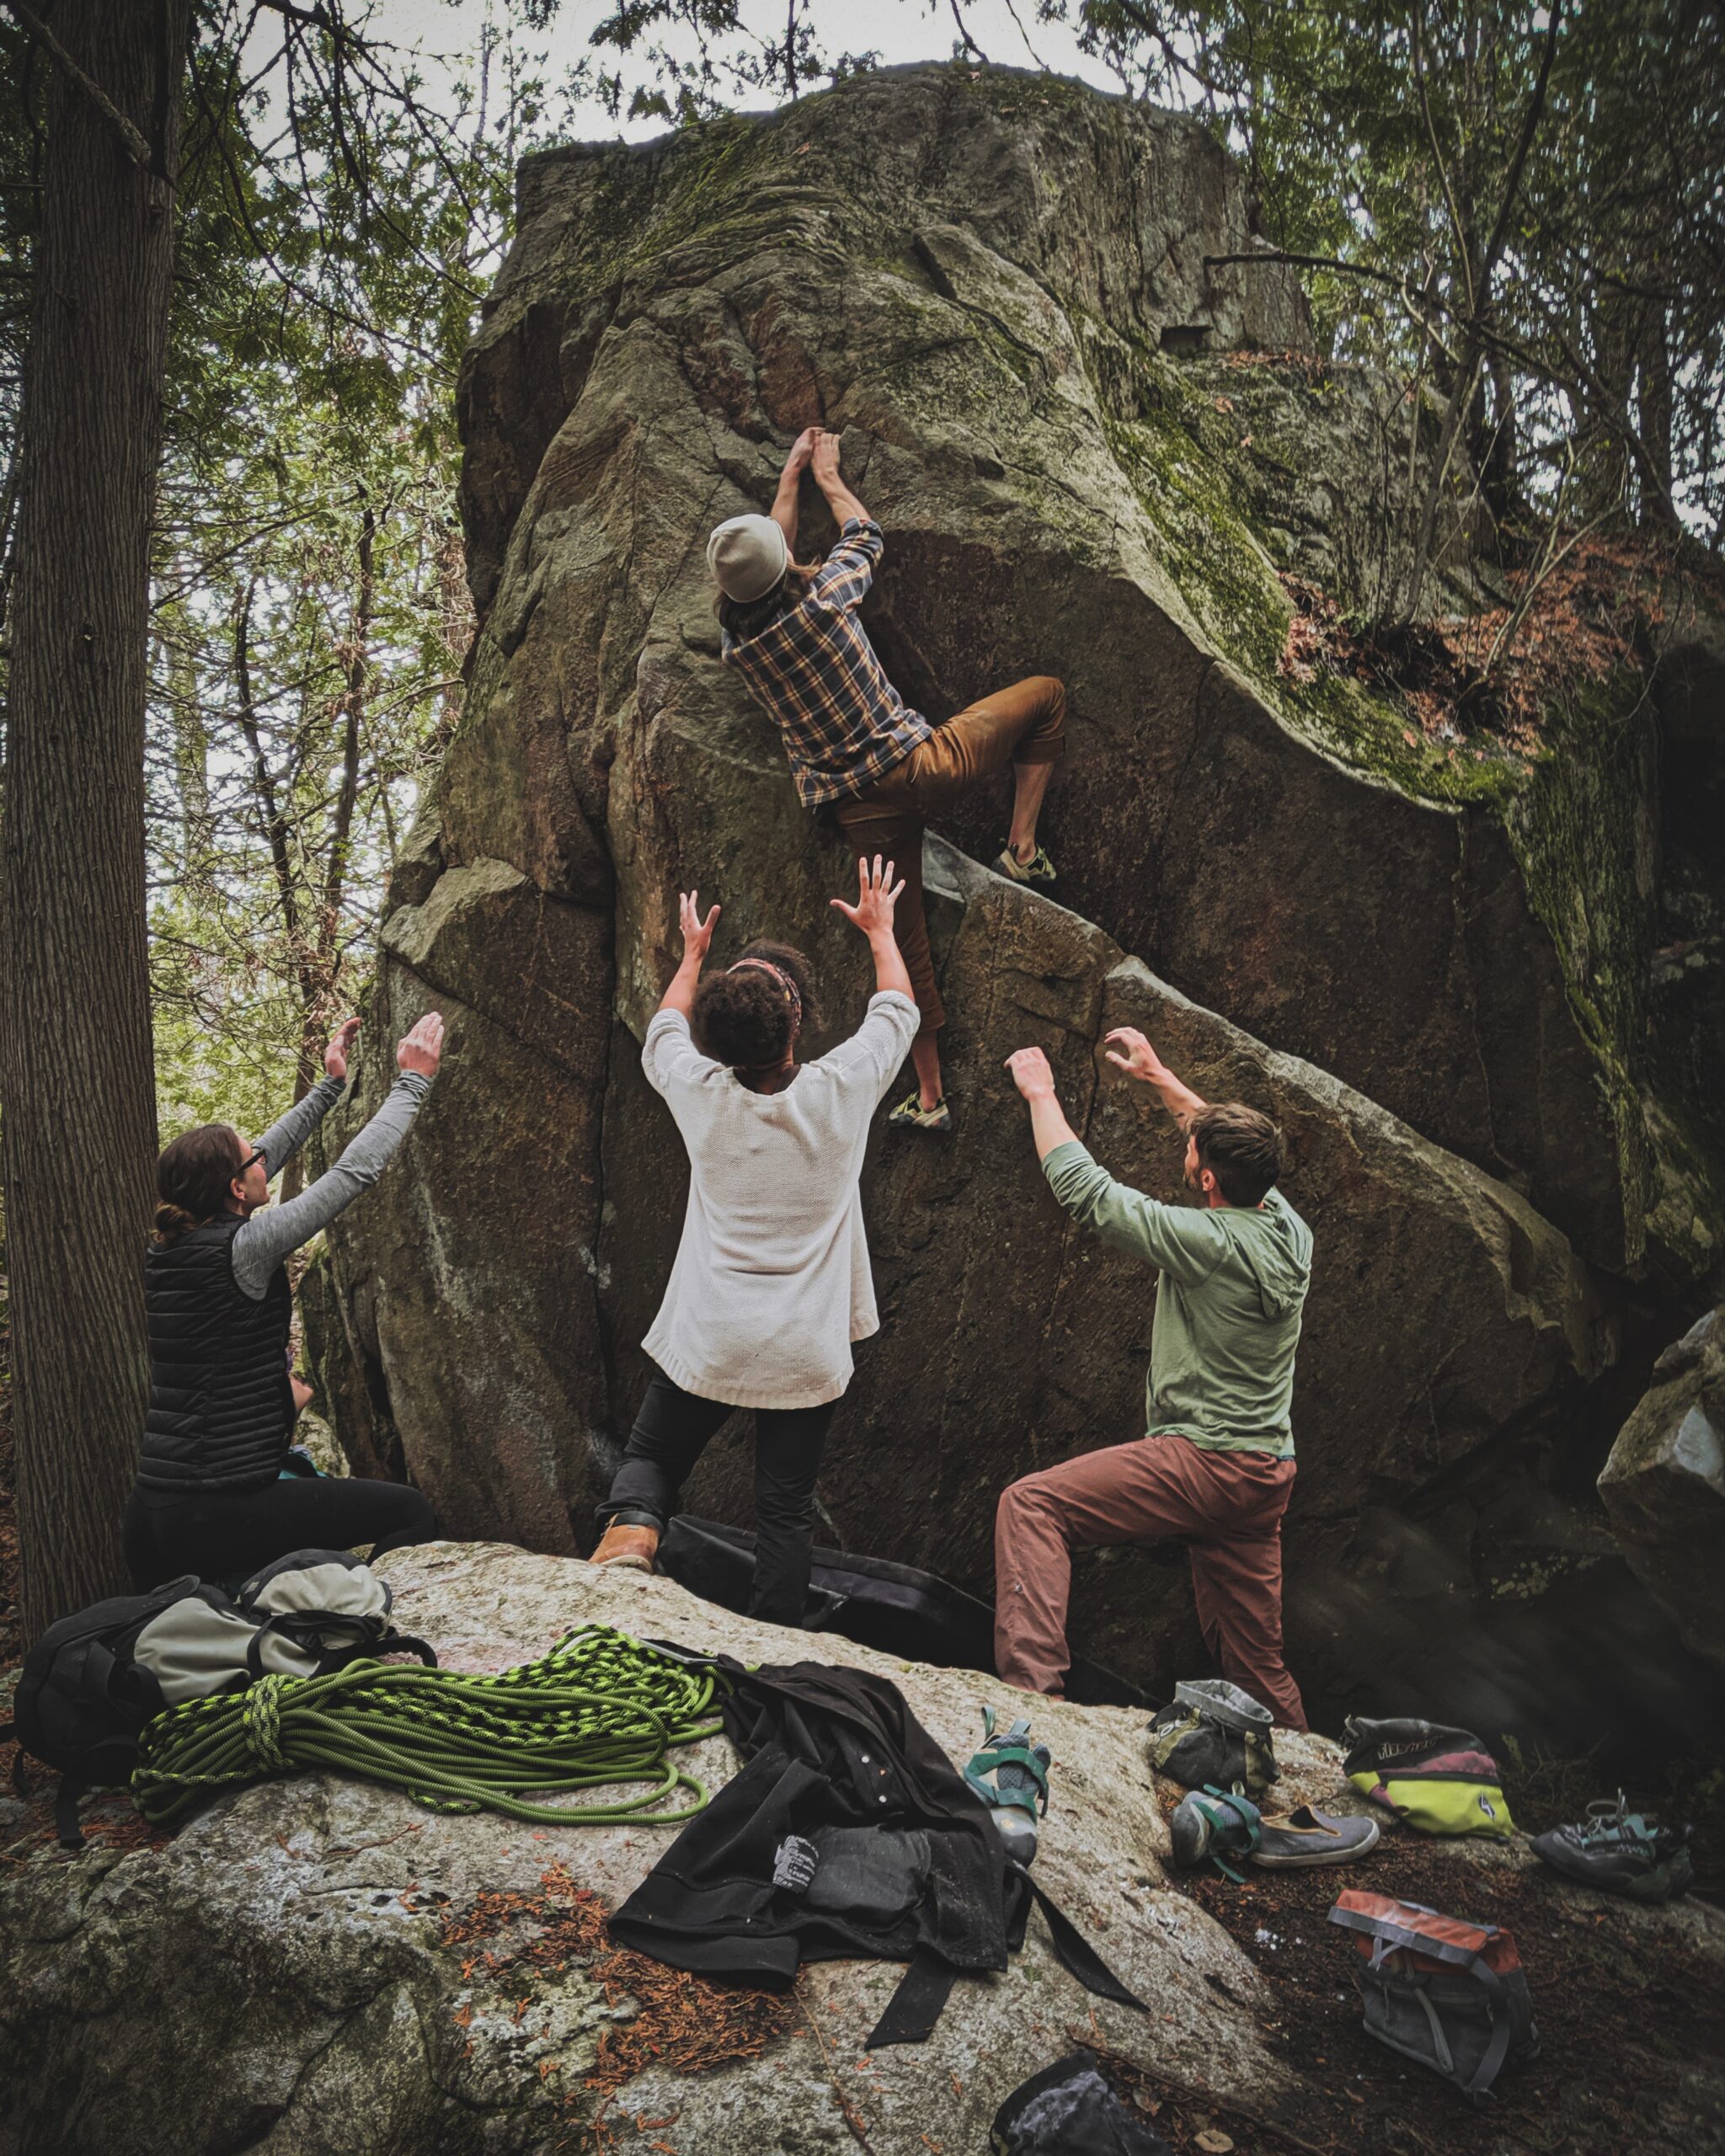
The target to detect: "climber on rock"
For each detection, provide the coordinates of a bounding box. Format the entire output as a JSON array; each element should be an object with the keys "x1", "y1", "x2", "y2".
[
  {"x1": 705, "y1": 425, "x2": 1066, "y2": 1134},
  {"x1": 993, "y1": 1031, "x2": 1312, "y2": 1729},
  {"x1": 589, "y1": 854, "x2": 921, "y2": 1622}
]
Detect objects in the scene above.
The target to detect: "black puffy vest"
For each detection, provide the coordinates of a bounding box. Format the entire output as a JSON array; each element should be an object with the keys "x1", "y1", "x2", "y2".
[{"x1": 138, "y1": 1216, "x2": 293, "y2": 1492}]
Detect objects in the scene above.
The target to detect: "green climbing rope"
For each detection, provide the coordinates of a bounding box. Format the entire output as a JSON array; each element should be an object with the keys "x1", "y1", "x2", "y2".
[{"x1": 131, "y1": 1625, "x2": 726, "y2": 1833}]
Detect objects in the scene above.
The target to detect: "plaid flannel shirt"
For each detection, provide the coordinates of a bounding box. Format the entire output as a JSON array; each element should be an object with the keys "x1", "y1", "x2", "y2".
[{"x1": 721, "y1": 518, "x2": 933, "y2": 808}]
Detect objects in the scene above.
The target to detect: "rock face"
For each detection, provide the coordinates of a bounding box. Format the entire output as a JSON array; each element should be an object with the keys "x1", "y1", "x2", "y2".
[
  {"x1": 4, "y1": 1547, "x2": 1723, "y2": 2156},
  {"x1": 1599, "y1": 1306, "x2": 1725, "y2": 1671},
  {"x1": 308, "y1": 64, "x2": 1722, "y2": 1747}
]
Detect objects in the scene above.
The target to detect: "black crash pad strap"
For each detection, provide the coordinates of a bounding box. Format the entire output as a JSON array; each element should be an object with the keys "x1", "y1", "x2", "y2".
[{"x1": 866, "y1": 1874, "x2": 1147, "y2": 2049}]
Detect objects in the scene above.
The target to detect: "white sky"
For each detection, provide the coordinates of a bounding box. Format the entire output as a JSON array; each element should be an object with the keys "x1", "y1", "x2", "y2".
[{"x1": 366, "y1": 0, "x2": 1122, "y2": 142}]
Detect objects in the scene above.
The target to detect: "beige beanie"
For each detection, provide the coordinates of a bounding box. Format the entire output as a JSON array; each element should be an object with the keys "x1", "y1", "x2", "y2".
[{"x1": 707, "y1": 513, "x2": 789, "y2": 603}]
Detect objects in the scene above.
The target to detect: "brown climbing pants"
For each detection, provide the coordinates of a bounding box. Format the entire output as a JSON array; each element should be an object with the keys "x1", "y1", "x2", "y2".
[
  {"x1": 835, "y1": 675, "x2": 1065, "y2": 1035},
  {"x1": 994, "y1": 1432, "x2": 1307, "y2": 1729}
]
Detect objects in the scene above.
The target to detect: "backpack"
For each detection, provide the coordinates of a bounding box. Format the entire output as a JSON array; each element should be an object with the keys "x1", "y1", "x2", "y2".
[
  {"x1": 1343, "y1": 1716, "x2": 1515, "y2": 1839},
  {"x1": 1329, "y1": 1890, "x2": 1540, "y2": 2101},
  {"x1": 1147, "y1": 1678, "x2": 1279, "y2": 1801},
  {"x1": 3, "y1": 1550, "x2": 434, "y2": 1848}
]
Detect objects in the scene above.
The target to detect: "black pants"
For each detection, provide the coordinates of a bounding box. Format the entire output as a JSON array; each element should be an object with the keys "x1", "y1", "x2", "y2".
[
  {"x1": 598, "y1": 1369, "x2": 836, "y2": 1627},
  {"x1": 124, "y1": 1475, "x2": 437, "y2": 1590}
]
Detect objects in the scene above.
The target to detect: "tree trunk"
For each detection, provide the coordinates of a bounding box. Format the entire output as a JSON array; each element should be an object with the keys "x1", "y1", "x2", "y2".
[{"x1": 0, "y1": 0, "x2": 191, "y2": 1641}]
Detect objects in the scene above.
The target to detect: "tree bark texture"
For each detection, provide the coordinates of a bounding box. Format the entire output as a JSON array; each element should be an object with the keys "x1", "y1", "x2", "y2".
[{"x1": 0, "y1": 0, "x2": 191, "y2": 1641}]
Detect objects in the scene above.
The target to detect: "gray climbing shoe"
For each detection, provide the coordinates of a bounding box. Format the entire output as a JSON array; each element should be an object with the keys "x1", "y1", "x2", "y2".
[
  {"x1": 1532, "y1": 1794, "x2": 1694, "y2": 1903},
  {"x1": 1250, "y1": 1803, "x2": 1381, "y2": 1868}
]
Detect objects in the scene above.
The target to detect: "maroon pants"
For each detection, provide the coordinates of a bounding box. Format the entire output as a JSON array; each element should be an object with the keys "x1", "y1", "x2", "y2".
[{"x1": 993, "y1": 1431, "x2": 1306, "y2": 1729}]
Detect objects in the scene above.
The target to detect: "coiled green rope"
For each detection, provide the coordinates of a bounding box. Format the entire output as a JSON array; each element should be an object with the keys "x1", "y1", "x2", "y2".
[{"x1": 131, "y1": 1625, "x2": 725, "y2": 1832}]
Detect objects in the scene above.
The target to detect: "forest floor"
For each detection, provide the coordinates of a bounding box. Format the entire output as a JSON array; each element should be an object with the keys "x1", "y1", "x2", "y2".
[{"x1": 1094, "y1": 1808, "x2": 1725, "y2": 2156}]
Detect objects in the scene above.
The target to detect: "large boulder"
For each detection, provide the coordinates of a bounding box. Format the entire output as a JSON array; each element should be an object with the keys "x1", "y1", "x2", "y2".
[
  {"x1": 4, "y1": 1547, "x2": 1723, "y2": 2156},
  {"x1": 307, "y1": 62, "x2": 1721, "y2": 1742},
  {"x1": 1599, "y1": 1306, "x2": 1725, "y2": 1671},
  {"x1": 447, "y1": 62, "x2": 1718, "y2": 1277}
]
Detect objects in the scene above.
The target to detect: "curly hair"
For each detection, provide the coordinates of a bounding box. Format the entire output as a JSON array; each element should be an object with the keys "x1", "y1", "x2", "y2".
[
  {"x1": 692, "y1": 940, "x2": 820, "y2": 1069},
  {"x1": 152, "y1": 1122, "x2": 246, "y2": 1244}
]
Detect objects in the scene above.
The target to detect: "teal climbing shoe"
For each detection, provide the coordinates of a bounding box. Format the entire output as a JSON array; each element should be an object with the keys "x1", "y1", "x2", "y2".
[{"x1": 965, "y1": 1705, "x2": 1051, "y2": 1866}]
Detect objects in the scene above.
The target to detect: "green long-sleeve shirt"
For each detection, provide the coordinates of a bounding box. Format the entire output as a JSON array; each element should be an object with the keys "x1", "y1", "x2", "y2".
[{"x1": 1044, "y1": 1139, "x2": 1312, "y2": 1457}]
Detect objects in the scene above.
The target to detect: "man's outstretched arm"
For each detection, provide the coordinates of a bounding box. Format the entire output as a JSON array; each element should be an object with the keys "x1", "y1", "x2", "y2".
[
  {"x1": 1004, "y1": 1045, "x2": 1082, "y2": 1160},
  {"x1": 810, "y1": 428, "x2": 871, "y2": 528},
  {"x1": 768, "y1": 428, "x2": 817, "y2": 554},
  {"x1": 1004, "y1": 1044, "x2": 1223, "y2": 1283},
  {"x1": 1104, "y1": 1027, "x2": 1207, "y2": 1124}
]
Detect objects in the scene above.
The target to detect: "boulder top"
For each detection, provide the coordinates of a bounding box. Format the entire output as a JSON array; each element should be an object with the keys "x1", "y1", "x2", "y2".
[{"x1": 487, "y1": 61, "x2": 1311, "y2": 363}]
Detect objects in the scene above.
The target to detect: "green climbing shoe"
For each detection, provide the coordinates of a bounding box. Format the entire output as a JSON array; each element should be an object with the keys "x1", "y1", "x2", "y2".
[
  {"x1": 996, "y1": 841, "x2": 1057, "y2": 886},
  {"x1": 1170, "y1": 1784, "x2": 1262, "y2": 1882},
  {"x1": 887, "y1": 1091, "x2": 953, "y2": 1134},
  {"x1": 964, "y1": 1705, "x2": 1051, "y2": 1866}
]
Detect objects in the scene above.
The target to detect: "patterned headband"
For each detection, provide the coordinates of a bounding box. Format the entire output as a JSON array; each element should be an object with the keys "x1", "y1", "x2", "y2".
[{"x1": 727, "y1": 957, "x2": 803, "y2": 1040}]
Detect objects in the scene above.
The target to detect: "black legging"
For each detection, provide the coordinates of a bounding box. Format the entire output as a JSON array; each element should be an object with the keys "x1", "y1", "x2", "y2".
[
  {"x1": 597, "y1": 1368, "x2": 836, "y2": 1626},
  {"x1": 124, "y1": 1475, "x2": 437, "y2": 1590}
]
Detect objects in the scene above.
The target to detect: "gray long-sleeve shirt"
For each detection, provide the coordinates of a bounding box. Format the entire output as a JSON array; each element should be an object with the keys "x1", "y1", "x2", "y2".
[{"x1": 232, "y1": 1070, "x2": 433, "y2": 1299}]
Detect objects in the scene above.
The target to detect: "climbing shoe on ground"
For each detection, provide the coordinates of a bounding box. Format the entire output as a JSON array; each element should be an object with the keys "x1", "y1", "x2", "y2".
[
  {"x1": 590, "y1": 1522, "x2": 660, "y2": 1572},
  {"x1": 996, "y1": 841, "x2": 1057, "y2": 886},
  {"x1": 887, "y1": 1091, "x2": 953, "y2": 1134},
  {"x1": 1531, "y1": 1794, "x2": 1694, "y2": 1903},
  {"x1": 1250, "y1": 1803, "x2": 1381, "y2": 1868},
  {"x1": 1169, "y1": 1785, "x2": 1261, "y2": 1881},
  {"x1": 965, "y1": 1705, "x2": 1050, "y2": 1866}
]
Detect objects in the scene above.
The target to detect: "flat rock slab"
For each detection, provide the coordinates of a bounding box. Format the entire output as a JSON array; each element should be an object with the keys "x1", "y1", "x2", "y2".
[{"x1": 3, "y1": 1545, "x2": 1721, "y2": 2156}]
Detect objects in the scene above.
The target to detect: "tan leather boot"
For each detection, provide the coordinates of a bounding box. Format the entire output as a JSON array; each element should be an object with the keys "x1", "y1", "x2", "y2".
[{"x1": 590, "y1": 1521, "x2": 660, "y2": 1572}]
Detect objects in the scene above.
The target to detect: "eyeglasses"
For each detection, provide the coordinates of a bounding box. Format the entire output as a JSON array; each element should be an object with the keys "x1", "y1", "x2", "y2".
[{"x1": 237, "y1": 1147, "x2": 265, "y2": 1176}]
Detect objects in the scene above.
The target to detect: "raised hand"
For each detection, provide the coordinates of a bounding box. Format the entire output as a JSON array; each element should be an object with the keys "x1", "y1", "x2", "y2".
[
  {"x1": 1004, "y1": 1046, "x2": 1057, "y2": 1102},
  {"x1": 830, "y1": 853, "x2": 904, "y2": 937},
  {"x1": 398, "y1": 1011, "x2": 446, "y2": 1078},
  {"x1": 679, "y1": 889, "x2": 721, "y2": 963},
  {"x1": 1103, "y1": 1027, "x2": 1166, "y2": 1084},
  {"x1": 785, "y1": 425, "x2": 819, "y2": 476},
  {"x1": 809, "y1": 429, "x2": 843, "y2": 488},
  {"x1": 323, "y1": 1015, "x2": 362, "y2": 1081}
]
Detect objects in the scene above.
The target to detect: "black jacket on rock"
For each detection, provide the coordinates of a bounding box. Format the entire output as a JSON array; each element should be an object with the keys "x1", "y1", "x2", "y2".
[{"x1": 608, "y1": 1657, "x2": 1145, "y2": 2047}]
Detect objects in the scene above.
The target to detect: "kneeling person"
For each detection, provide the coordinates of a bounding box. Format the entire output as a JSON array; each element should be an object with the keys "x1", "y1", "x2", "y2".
[{"x1": 995, "y1": 1030, "x2": 1311, "y2": 1728}]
